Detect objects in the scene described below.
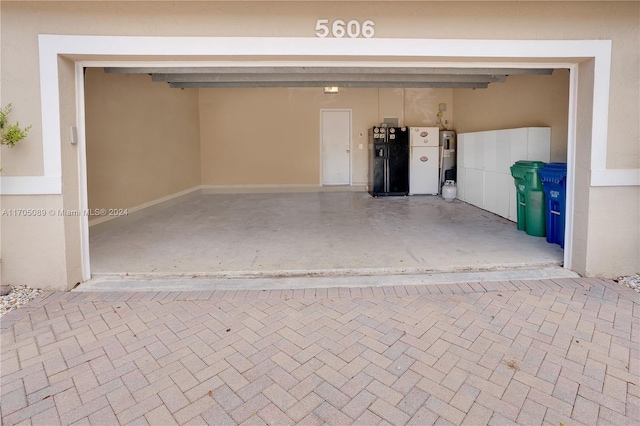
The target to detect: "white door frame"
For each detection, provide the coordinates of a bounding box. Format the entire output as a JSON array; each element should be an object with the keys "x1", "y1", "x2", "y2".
[
  {"x1": 14, "y1": 35, "x2": 630, "y2": 281},
  {"x1": 320, "y1": 109, "x2": 352, "y2": 186}
]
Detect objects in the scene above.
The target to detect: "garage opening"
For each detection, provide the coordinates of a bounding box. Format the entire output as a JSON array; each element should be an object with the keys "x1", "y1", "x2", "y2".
[{"x1": 83, "y1": 65, "x2": 569, "y2": 281}]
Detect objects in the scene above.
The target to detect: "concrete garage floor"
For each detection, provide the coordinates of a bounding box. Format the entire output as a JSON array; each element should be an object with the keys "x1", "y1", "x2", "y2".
[{"x1": 89, "y1": 192, "x2": 565, "y2": 283}]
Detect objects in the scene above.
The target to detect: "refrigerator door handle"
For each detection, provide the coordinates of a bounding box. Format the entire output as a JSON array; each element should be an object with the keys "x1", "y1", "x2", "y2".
[{"x1": 385, "y1": 158, "x2": 390, "y2": 193}]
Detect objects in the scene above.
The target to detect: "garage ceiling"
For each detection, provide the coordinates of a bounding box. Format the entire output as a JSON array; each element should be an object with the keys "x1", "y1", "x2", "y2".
[{"x1": 104, "y1": 66, "x2": 554, "y2": 89}]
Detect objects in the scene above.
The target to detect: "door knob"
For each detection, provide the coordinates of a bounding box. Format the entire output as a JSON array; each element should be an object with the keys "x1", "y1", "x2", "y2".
[{"x1": 346, "y1": 149, "x2": 350, "y2": 153}]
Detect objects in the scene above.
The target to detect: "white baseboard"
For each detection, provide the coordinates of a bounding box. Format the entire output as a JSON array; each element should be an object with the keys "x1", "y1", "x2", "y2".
[{"x1": 201, "y1": 184, "x2": 366, "y2": 194}]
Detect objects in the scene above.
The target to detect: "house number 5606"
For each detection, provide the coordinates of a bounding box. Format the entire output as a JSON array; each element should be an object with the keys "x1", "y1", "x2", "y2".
[{"x1": 315, "y1": 19, "x2": 375, "y2": 38}]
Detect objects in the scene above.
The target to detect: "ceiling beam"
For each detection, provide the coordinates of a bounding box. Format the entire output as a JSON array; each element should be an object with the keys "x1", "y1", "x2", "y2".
[
  {"x1": 153, "y1": 73, "x2": 506, "y2": 84},
  {"x1": 104, "y1": 66, "x2": 552, "y2": 89},
  {"x1": 169, "y1": 81, "x2": 490, "y2": 89},
  {"x1": 105, "y1": 66, "x2": 553, "y2": 76}
]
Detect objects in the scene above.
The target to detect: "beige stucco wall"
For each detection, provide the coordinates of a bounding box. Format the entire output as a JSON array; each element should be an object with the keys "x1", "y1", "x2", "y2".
[
  {"x1": 59, "y1": 57, "x2": 84, "y2": 288},
  {"x1": 587, "y1": 186, "x2": 640, "y2": 277},
  {"x1": 2, "y1": 1, "x2": 637, "y2": 171},
  {"x1": 1, "y1": 195, "x2": 70, "y2": 288},
  {"x1": 85, "y1": 69, "x2": 201, "y2": 215},
  {"x1": 571, "y1": 59, "x2": 596, "y2": 276},
  {"x1": 1, "y1": 1, "x2": 639, "y2": 289},
  {"x1": 199, "y1": 87, "x2": 452, "y2": 187},
  {"x1": 453, "y1": 70, "x2": 570, "y2": 163},
  {"x1": 200, "y1": 88, "x2": 367, "y2": 186}
]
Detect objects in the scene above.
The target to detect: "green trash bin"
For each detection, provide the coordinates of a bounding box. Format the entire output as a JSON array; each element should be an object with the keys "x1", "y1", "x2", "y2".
[{"x1": 510, "y1": 161, "x2": 546, "y2": 237}]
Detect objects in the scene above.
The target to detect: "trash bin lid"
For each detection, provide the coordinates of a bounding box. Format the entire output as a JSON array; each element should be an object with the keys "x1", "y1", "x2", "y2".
[
  {"x1": 541, "y1": 162, "x2": 567, "y2": 171},
  {"x1": 540, "y1": 162, "x2": 567, "y2": 184},
  {"x1": 511, "y1": 161, "x2": 546, "y2": 179},
  {"x1": 512, "y1": 160, "x2": 546, "y2": 170}
]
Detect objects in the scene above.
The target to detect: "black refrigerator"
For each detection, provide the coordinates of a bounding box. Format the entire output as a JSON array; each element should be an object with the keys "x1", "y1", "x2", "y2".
[{"x1": 368, "y1": 126, "x2": 409, "y2": 196}]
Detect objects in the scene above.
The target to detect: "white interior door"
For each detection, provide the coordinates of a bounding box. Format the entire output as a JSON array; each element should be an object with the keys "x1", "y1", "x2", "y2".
[{"x1": 321, "y1": 110, "x2": 351, "y2": 185}]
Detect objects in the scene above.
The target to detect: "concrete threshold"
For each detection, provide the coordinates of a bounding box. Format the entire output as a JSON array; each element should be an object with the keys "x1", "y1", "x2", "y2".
[{"x1": 76, "y1": 264, "x2": 579, "y2": 292}]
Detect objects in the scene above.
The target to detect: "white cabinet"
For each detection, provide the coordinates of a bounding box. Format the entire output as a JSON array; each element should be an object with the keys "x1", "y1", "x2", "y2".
[
  {"x1": 510, "y1": 128, "x2": 529, "y2": 168},
  {"x1": 469, "y1": 134, "x2": 481, "y2": 169},
  {"x1": 456, "y1": 167, "x2": 466, "y2": 201},
  {"x1": 465, "y1": 168, "x2": 485, "y2": 208},
  {"x1": 482, "y1": 131, "x2": 498, "y2": 173},
  {"x1": 527, "y1": 128, "x2": 552, "y2": 161},
  {"x1": 508, "y1": 182, "x2": 518, "y2": 221},
  {"x1": 461, "y1": 133, "x2": 479, "y2": 168},
  {"x1": 457, "y1": 127, "x2": 550, "y2": 221},
  {"x1": 484, "y1": 172, "x2": 512, "y2": 219},
  {"x1": 496, "y1": 131, "x2": 513, "y2": 174}
]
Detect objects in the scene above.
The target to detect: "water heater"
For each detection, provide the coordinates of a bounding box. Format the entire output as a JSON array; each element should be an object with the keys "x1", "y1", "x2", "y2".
[{"x1": 439, "y1": 130, "x2": 457, "y2": 185}]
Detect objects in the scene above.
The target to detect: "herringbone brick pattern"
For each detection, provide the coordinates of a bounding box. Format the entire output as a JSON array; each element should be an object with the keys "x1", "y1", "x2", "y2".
[{"x1": 1, "y1": 278, "x2": 638, "y2": 425}]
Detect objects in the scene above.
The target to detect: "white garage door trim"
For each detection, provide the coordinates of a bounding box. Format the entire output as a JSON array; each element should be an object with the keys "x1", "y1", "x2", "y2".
[{"x1": 3, "y1": 35, "x2": 633, "y2": 281}]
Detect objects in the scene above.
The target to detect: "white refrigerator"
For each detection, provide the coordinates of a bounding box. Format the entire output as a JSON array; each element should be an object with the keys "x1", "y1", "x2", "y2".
[{"x1": 409, "y1": 127, "x2": 440, "y2": 195}]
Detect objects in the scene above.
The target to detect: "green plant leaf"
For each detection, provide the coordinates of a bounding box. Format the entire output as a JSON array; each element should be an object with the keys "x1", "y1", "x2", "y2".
[{"x1": 0, "y1": 104, "x2": 31, "y2": 148}]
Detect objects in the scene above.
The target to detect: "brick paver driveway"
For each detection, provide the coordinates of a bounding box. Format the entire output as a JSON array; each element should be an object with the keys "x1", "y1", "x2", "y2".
[{"x1": 1, "y1": 278, "x2": 638, "y2": 425}]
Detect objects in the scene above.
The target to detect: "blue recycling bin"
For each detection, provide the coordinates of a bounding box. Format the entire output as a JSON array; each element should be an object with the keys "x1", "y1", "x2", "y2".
[{"x1": 539, "y1": 163, "x2": 567, "y2": 248}]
